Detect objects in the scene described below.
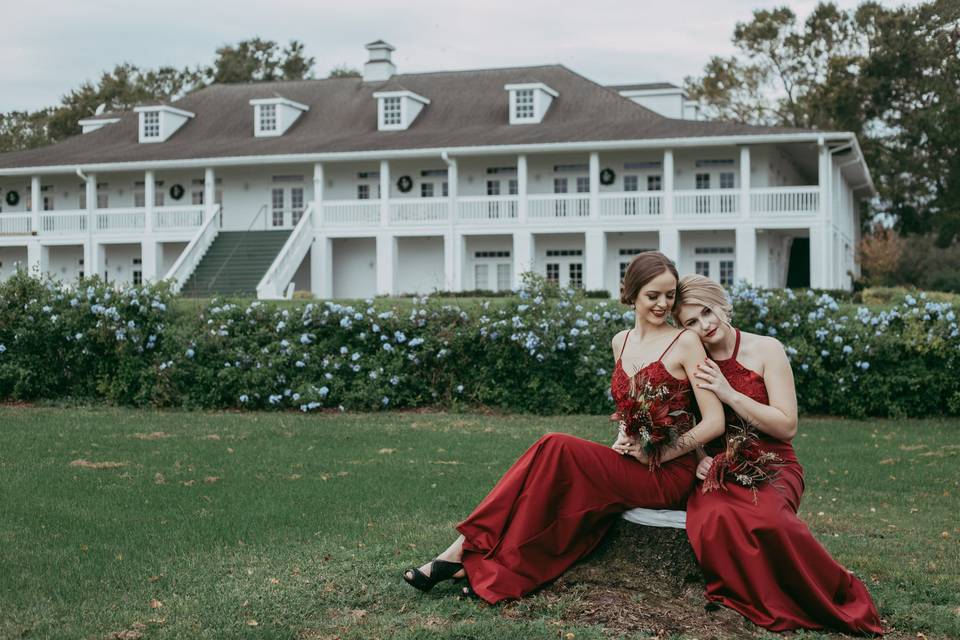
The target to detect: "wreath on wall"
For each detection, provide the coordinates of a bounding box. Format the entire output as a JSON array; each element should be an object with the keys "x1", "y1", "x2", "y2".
[
  {"x1": 5, "y1": 190, "x2": 20, "y2": 207},
  {"x1": 600, "y1": 168, "x2": 616, "y2": 186},
  {"x1": 396, "y1": 175, "x2": 414, "y2": 193},
  {"x1": 169, "y1": 184, "x2": 185, "y2": 201}
]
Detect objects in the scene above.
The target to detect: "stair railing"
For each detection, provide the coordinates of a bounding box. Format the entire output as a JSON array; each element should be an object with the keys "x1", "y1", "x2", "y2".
[
  {"x1": 165, "y1": 204, "x2": 222, "y2": 294},
  {"x1": 204, "y1": 204, "x2": 269, "y2": 295},
  {"x1": 257, "y1": 204, "x2": 315, "y2": 300}
]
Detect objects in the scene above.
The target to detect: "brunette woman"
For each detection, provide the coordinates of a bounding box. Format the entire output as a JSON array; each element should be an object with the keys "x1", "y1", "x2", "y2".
[{"x1": 403, "y1": 252, "x2": 725, "y2": 603}]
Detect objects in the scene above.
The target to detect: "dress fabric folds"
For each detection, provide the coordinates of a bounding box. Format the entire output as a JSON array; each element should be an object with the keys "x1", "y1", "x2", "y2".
[
  {"x1": 685, "y1": 329, "x2": 883, "y2": 635},
  {"x1": 456, "y1": 330, "x2": 697, "y2": 604}
]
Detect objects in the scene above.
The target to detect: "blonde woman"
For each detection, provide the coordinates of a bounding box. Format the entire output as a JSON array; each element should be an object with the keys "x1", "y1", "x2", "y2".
[{"x1": 673, "y1": 275, "x2": 882, "y2": 635}]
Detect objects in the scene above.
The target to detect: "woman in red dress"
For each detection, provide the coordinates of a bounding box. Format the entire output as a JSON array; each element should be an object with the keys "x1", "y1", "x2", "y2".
[
  {"x1": 403, "y1": 252, "x2": 725, "y2": 603},
  {"x1": 674, "y1": 274, "x2": 883, "y2": 635}
]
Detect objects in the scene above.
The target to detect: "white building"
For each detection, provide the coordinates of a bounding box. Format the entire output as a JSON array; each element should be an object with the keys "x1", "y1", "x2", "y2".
[{"x1": 0, "y1": 40, "x2": 874, "y2": 298}]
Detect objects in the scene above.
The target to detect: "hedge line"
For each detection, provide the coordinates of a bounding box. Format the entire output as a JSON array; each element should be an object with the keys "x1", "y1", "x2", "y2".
[{"x1": 0, "y1": 270, "x2": 955, "y2": 417}]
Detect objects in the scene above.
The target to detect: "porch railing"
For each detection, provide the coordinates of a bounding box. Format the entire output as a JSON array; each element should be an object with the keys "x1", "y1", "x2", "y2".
[
  {"x1": 41, "y1": 210, "x2": 88, "y2": 234},
  {"x1": 154, "y1": 205, "x2": 205, "y2": 229},
  {"x1": 97, "y1": 207, "x2": 145, "y2": 231},
  {"x1": 457, "y1": 196, "x2": 519, "y2": 221},
  {"x1": 164, "y1": 205, "x2": 222, "y2": 294},
  {"x1": 0, "y1": 213, "x2": 32, "y2": 235},
  {"x1": 258, "y1": 204, "x2": 314, "y2": 300},
  {"x1": 750, "y1": 186, "x2": 819, "y2": 216},
  {"x1": 528, "y1": 194, "x2": 590, "y2": 219},
  {"x1": 599, "y1": 193, "x2": 663, "y2": 217},
  {"x1": 389, "y1": 199, "x2": 449, "y2": 224},
  {"x1": 674, "y1": 189, "x2": 740, "y2": 216},
  {"x1": 322, "y1": 200, "x2": 380, "y2": 226}
]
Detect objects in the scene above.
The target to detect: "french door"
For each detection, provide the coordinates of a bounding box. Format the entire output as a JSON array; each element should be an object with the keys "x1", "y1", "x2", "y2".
[{"x1": 270, "y1": 186, "x2": 305, "y2": 229}]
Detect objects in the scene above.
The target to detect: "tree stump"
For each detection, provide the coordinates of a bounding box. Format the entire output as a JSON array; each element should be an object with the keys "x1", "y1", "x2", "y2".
[{"x1": 531, "y1": 519, "x2": 762, "y2": 638}]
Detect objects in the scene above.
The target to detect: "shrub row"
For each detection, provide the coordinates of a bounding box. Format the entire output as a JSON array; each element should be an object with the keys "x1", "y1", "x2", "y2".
[{"x1": 0, "y1": 270, "x2": 955, "y2": 417}]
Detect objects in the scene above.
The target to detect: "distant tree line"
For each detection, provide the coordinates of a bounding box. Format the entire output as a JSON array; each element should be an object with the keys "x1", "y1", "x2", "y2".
[{"x1": 0, "y1": 38, "x2": 359, "y2": 154}]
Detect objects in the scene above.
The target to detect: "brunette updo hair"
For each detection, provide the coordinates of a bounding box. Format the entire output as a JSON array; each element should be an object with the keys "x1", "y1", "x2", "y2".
[
  {"x1": 619, "y1": 251, "x2": 680, "y2": 306},
  {"x1": 673, "y1": 274, "x2": 733, "y2": 322}
]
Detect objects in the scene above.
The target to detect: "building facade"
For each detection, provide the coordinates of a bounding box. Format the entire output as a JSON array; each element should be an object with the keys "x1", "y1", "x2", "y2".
[{"x1": 0, "y1": 41, "x2": 874, "y2": 298}]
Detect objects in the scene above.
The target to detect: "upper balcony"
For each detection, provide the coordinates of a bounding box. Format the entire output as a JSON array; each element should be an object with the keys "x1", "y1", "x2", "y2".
[{"x1": 0, "y1": 205, "x2": 205, "y2": 238}]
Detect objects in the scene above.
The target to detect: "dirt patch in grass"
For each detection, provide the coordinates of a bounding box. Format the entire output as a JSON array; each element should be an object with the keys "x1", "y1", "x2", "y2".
[
  {"x1": 69, "y1": 459, "x2": 128, "y2": 470},
  {"x1": 130, "y1": 432, "x2": 172, "y2": 440}
]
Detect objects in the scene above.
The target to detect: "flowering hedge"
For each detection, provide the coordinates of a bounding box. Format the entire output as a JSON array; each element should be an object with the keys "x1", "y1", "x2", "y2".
[{"x1": 0, "y1": 270, "x2": 956, "y2": 417}]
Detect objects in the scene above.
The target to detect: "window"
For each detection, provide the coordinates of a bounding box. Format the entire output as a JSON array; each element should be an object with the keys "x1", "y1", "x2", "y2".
[
  {"x1": 142, "y1": 111, "x2": 160, "y2": 138},
  {"x1": 546, "y1": 263, "x2": 559, "y2": 283},
  {"x1": 647, "y1": 175, "x2": 662, "y2": 191},
  {"x1": 291, "y1": 188, "x2": 304, "y2": 225},
  {"x1": 357, "y1": 184, "x2": 370, "y2": 200},
  {"x1": 271, "y1": 188, "x2": 284, "y2": 227},
  {"x1": 486, "y1": 180, "x2": 501, "y2": 196},
  {"x1": 135, "y1": 192, "x2": 145, "y2": 207},
  {"x1": 192, "y1": 191, "x2": 204, "y2": 206},
  {"x1": 619, "y1": 262, "x2": 630, "y2": 280},
  {"x1": 421, "y1": 183, "x2": 434, "y2": 198},
  {"x1": 259, "y1": 104, "x2": 277, "y2": 132},
  {"x1": 442, "y1": 182, "x2": 448, "y2": 197},
  {"x1": 545, "y1": 249, "x2": 583, "y2": 257},
  {"x1": 720, "y1": 172, "x2": 735, "y2": 189},
  {"x1": 474, "y1": 251, "x2": 511, "y2": 258},
  {"x1": 133, "y1": 270, "x2": 142, "y2": 285},
  {"x1": 514, "y1": 89, "x2": 535, "y2": 119},
  {"x1": 382, "y1": 97, "x2": 402, "y2": 126},
  {"x1": 695, "y1": 261, "x2": 710, "y2": 277},
  {"x1": 43, "y1": 196, "x2": 54, "y2": 211},
  {"x1": 569, "y1": 263, "x2": 583, "y2": 288},
  {"x1": 97, "y1": 192, "x2": 108, "y2": 209},
  {"x1": 553, "y1": 178, "x2": 568, "y2": 194},
  {"x1": 623, "y1": 175, "x2": 638, "y2": 192},
  {"x1": 497, "y1": 264, "x2": 512, "y2": 290},
  {"x1": 695, "y1": 173, "x2": 711, "y2": 189},
  {"x1": 694, "y1": 247, "x2": 734, "y2": 254},
  {"x1": 576, "y1": 177, "x2": 590, "y2": 193},
  {"x1": 719, "y1": 260, "x2": 735, "y2": 286},
  {"x1": 508, "y1": 179, "x2": 518, "y2": 195},
  {"x1": 474, "y1": 264, "x2": 489, "y2": 290}
]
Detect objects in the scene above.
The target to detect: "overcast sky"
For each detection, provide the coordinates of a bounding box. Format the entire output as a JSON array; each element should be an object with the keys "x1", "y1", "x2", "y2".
[{"x1": 4, "y1": 0, "x2": 921, "y2": 113}]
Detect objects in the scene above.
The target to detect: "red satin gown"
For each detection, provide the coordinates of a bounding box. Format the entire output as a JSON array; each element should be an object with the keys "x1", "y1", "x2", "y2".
[
  {"x1": 456, "y1": 330, "x2": 698, "y2": 604},
  {"x1": 685, "y1": 329, "x2": 883, "y2": 634}
]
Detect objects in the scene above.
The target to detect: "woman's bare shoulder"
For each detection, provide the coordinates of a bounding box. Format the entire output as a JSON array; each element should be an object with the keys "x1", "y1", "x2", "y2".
[{"x1": 611, "y1": 328, "x2": 630, "y2": 353}]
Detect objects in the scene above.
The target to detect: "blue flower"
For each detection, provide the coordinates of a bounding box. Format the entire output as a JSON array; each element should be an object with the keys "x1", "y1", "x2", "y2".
[
  {"x1": 185, "y1": 348, "x2": 195, "y2": 358},
  {"x1": 842, "y1": 345, "x2": 853, "y2": 354},
  {"x1": 319, "y1": 386, "x2": 330, "y2": 397},
  {"x1": 821, "y1": 350, "x2": 829, "y2": 357},
  {"x1": 0, "y1": 344, "x2": 5, "y2": 354},
  {"x1": 455, "y1": 384, "x2": 464, "y2": 393},
  {"x1": 300, "y1": 334, "x2": 312, "y2": 345},
  {"x1": 394, "y1": 330, "x2": 407, "y2": 343},
  {"x1": 239, "y1": 394, "x2": 249, "y2": 403},
  {"x1": 382, "y1": 396, "x2": 390, "y2": 406},
  {"x1": 860, "y1": 361, "x2": 870, "y2": 370},
  {"x1": 295, "y1": 360, "x2": 306, "y2": 368},
  {"x1": 801, "y1": 363, "x2": 809, "y2": 371},
  {"x1": 383, "y1": 343, "x2": 394, "y2": 352},
  {"x1": 351, "y1": 352, "x2": 361, "y2": 361}
]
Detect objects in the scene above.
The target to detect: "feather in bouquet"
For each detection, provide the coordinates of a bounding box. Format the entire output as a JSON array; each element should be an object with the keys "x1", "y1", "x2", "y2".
[
  {"x1": 610, "y1": 376, "x2": 694, "y2": 469},
  {"x1": 702, "y1": 418, "x2": 782, "y2": 503}
]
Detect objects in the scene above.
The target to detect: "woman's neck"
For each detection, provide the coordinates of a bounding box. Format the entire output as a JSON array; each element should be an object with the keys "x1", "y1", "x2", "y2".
[
  {"x1": 632, "y1": 316, "x2": 672, "y2": 341},
  {"x1": 707, "y1": 325, "x2": 738, "y2": 360}
]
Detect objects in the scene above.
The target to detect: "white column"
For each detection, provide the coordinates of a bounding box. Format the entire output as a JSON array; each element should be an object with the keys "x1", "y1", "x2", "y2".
[
  {"x1": 588, "y1": 152, "x2": 600, "y2": 219},
  {"x1": 379, "y1": 160, "x2": 390, "y2": 227},
  {"x1": 739, "y1": 146, "x2": 751, "y2": 219},
  {"x1": 88, "y1": 242, "x2": 105, "y2": 281},
  {"x1": 313, "y1": 162, "x2": 324, "y2": 226},
  {"x1": 85, "y1": 173, "x2": 97, "y2": 276},
  {"x1": 809, "y1": 224, "x2": 828, "y2": 289},
  {"x1": 817, "y1": 141, "x2": 834, "y2": 287},
  {"x1": 375, "y1": 233, "x2": 395, "y2": 296},
  {"x1": 27, "y1": 241, "x2": 42, "y2": 275},
  {"x1": 512, "y1": 229, "x2": 533, "y2": 289},
  {"x1": 444, "y1": 158, "x2": 459, "y2": 291},
  {"x1": 144, "y1": 170, "x2": 155, "y2": 234},
  {"x1": 310, "y1": 235, "x2": 333, "y2": 298},
  {"x1": 203, "y1": 167, "x2": 216, "y2": 221},
  {"x1": 30, "y1": 176, "x2": 41, "y2": 234},
  {"x1": 585, "y1": 229, "x2": 605, "y2": 291},
  {"x1": 662, "y1": 149, "x2": 674, "y2": 220},
  {"x1": 659, "y1": 227, "x2": 680, "y2": 263},
  {"x1": 141, "y1": 241, "x2": 160, "y2": 282},
  {"x1": 735, "y1": 226, "x2": 756, "y2": 285},
  {"x1": 517, "y1": 154, "x2": 528, "y2": 224}
]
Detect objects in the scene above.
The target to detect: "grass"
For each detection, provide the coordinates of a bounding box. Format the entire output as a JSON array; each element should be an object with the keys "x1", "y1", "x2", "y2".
[{"x1": 1, "y1": 407, "x2": 958, "y2": 639}]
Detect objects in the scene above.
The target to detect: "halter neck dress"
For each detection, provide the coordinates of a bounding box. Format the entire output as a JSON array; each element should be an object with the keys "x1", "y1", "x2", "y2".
[
  {"x1": 685, "y1": 329, "x2": 883, "y2": 635},
  {"x1": 456, "y1": 329, "x2": 698, "y2": 604}
]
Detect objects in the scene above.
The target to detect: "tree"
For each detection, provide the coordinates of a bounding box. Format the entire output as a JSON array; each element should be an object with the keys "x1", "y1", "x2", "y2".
[
  {"x1": 685, "y1": 1, "x2": 960, "y2": 242},
  {"x1": 327, "y1": 65, "x2": 361, "y2": 79},
  {"x1": 205, "y1": 38, "x2": 315, "y2": 83}
]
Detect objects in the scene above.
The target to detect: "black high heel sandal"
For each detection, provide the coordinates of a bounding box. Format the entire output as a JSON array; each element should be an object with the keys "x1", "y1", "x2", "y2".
[{"x1": 402, "y1": 558, "x2": 464, "y2": 592}]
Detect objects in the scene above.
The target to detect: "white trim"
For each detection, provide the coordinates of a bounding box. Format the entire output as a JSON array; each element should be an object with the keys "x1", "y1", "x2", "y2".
[
  {"x1": 249, "y1": 97, "x2": 310, "y2": 112},
  {"x1": 371, "y1": 90, "x2": 431, "y2": 105},
  {"x1": 617, "y1": 88, "x2": 684, "y2": 98},
  {"x1": 78, "y1": 118, "x2": 121, "y2": 127},
  {"x1": 133, "y1": 105, "x2": 196, "y2": 119},
  {"x1": 504, "y1": 82, "x2": 559, "y2": 98}
]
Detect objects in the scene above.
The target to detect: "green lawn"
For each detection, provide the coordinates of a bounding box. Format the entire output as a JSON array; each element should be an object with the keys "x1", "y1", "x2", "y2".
[{"x1": 1, "y1": 408, "x2": 957, "y2": 639}]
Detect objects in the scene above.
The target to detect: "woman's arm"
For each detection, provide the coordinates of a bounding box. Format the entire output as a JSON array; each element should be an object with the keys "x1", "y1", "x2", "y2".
[
  {"x1": 655, "y1": 331, "x2": 725, "y2": 464},
  {"x1": 694, "y1": 336, "x2": 798, "y2": 441}
]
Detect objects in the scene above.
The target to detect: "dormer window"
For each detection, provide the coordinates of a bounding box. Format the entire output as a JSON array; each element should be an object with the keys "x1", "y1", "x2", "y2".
[
  {"x1": 505, "y1": 83, "x2": 559, "y2": 125},
  {"x1": 259, "y1": 104, "x2": 277, "y2": 132},
  {"x1": 134, "y1": 105, "x2": 195, "y2": 143},
  {"x1": 250, "y1": 97, "x2": 308, "y2": 137},
  {"x1": 372, "y1": 90, "x2": 430, "y2": 131},
  {"x1": 143, "y1": 112, "x2": 160, "y2": 139}
]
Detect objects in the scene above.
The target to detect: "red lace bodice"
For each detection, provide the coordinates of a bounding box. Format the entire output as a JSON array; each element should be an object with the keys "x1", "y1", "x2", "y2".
[
  {"x1": 610, "y1": 330, "x2": 693, "y2": 415},
  {"x1": 710, "y1": 329, "x2": 797, "y2": 462}
]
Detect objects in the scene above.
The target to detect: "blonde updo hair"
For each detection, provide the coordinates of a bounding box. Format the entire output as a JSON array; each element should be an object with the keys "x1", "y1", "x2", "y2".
[{"x1": 673, "y1": 274, "x2": 733, "y2": 323}]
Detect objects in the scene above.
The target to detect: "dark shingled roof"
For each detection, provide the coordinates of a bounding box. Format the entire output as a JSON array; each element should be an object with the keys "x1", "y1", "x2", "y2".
[{"x1": 0, "y1": 65, "x2": 816, "y2": 170}]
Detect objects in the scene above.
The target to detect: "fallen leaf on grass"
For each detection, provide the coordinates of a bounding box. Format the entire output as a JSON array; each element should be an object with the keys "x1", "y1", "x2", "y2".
[
  {"x1": 878, "y1": 458, "x2": 897, "y2": 465},
  {"x1": 288, "y1": 474, "x2": 302, "y2": 480},
  {"x1": 247, "y1": 620, "x2": 259, "y2": 627},
  {"x1": 70, "y1": 459, "x2": 127, "y2": 470},
  {"x1": 336, "y1": 471, "x2": 349, "y2": 477},
  {"x1": 154, "y1": 473, "x2": 166, "y2": 485},
  {"x1": 378, "y1": 448, "x2": 396, "y2": 454},
  {"x1": 205, "y1": 434, "x2": 221, "y2": 441},
  {"x1": 269, "y1": 577, "x2": 280, "y2": 584},
  {"x1": 899, "y1": 444, "x2": 926, "y2": 451},
  {"x1": 204, "y1": 476, "x2": 220, "y2": 484},
  {"x1": 105, "y1": 631, "x2": 142, "y2": 640},
  {"x1": 432, "y1": 460, "x2": 461, "y2": 465},
  {"x1": 131, "y1": 432, "x2": 171, "y2": 441},
  {"x1": 179, "y1": 480, "x2": 195, "y2": 486},
  {"x1": 149, "y1": 599, "x2": 163, "y2": 609}
]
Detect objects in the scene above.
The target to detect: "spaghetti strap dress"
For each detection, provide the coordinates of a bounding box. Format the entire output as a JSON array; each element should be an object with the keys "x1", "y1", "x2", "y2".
[
  {"x1": 685, "y1": 328, "x2": 883, "y2": 634},
  {"x1": 456, "y1": 329, "x2": 697, "y2": 604}
]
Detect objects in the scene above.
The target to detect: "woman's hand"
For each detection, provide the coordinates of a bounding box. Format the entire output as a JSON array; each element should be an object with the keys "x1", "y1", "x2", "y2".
[
  {"x1": 611, "y1": 429, "x2": 636, "y2": 450},
  {"x1": 696, "y1": 455, "x2": 714, "y2": 480},
  {"x1": 613, "y1": 440, "x2": 650, "y2": 465},
  {"x1": 694, "y1": 358, "x2": 736, "y2": 404}
]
